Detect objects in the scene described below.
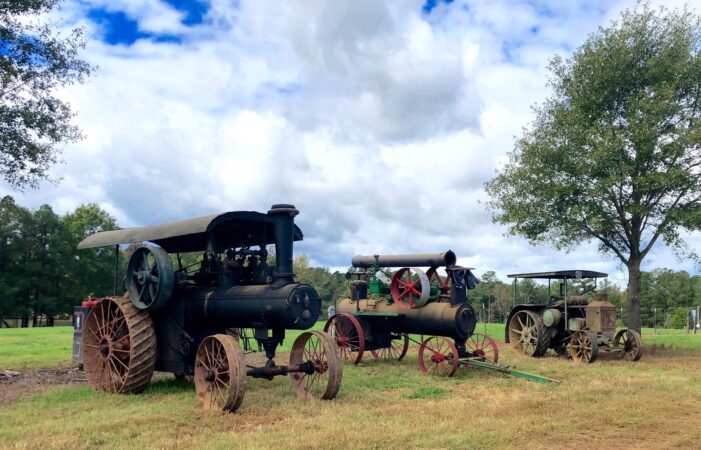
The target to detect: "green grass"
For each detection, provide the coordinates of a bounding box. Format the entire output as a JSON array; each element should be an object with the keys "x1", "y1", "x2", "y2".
[
  {"x1": 1, "y1": 333, "x2": 700, "y2": 449},
  {"x1": 0, "y1": 327, "x2": 74, "y2": 369},
  {"x1": 2, "y1": 322, "x2": 699, "y2": 370}
]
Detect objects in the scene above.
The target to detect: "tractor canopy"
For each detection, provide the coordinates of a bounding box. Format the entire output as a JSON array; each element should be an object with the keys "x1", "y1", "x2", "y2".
[
  {"x1": 507, "y1": 270, "x2": 608, "y2": 280},
  {"x1": 77, "y1": 210, "x2": 303, "y2": 253}
]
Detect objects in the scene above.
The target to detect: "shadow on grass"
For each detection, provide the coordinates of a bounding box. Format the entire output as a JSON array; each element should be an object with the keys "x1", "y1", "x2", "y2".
[{"x1": 144, "y1": 377, "x2": 195, "y2": 395}]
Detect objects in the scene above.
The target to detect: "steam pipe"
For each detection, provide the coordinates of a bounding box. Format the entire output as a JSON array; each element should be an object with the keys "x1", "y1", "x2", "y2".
[
  {"x1": 267, "y1": 204, "x2": 299, "y2": 283},
  {"x1": 351, "y1": 251, "x2": 457, "y2": 269}
]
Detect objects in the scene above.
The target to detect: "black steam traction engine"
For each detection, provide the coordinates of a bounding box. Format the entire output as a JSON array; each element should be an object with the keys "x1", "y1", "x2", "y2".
[
  {"x1": 324, "y1": 252, "x2": 500, "y2": 377},
  {"x1": 72, "y1": 205, "x2": 342, "y2": 412}
]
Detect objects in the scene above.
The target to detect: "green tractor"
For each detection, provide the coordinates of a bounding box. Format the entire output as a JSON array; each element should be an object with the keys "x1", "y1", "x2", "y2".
[{"x1": 505, "y1": 270, "x2": 643, "y2": 363}]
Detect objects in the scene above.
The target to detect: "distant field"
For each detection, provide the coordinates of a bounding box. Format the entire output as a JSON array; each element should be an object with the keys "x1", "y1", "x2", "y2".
[
  {"x1": 1, "y1": 323, "x2": 699, "y2": 369},
  {"x1": 1, "y1": 324, "x2": 700, "y2": 449}
]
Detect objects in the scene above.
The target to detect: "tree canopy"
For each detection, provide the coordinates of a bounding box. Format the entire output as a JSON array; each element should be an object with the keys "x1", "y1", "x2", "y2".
[
  {"x1": 0, "y1": 0, "x2": 92, "y2": 189},
  {"x1": 485, "y1": 4, "x2": 701, "y2": 331},
  {"x1": 0, "y1": 196, "x2": 116, "y2": 326}
]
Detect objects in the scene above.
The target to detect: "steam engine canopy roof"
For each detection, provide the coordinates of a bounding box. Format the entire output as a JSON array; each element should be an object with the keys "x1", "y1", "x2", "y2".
[
  {"x1": 507, "y1": 270, "x2": 608, "y2": 280},
  {"x1": 77, "y1": 210, "x2": 303, "y2": 253}
]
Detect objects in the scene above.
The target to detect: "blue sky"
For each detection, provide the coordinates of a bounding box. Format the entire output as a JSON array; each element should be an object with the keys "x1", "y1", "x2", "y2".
[{"x1": 3, "y1": 0, "x2": 698, "y2": 285}]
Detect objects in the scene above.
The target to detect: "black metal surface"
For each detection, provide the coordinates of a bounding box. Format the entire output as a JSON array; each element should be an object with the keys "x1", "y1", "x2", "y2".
[
  {"x1": 77, "y1": 210, "x2": 304, "y2": 253},
  {"x1": 74, "y1": 203, "x2": 322, "y2": 382},
  {"x1": 507, "y1": 270, "x2": 608, "y2": 279},
  {"x1": 351, "y1": 251, "x2": 457, "y2": 268}
]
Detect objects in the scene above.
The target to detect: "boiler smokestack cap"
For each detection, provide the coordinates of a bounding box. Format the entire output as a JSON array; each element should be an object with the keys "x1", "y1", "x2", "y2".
[{"x1": 268, "y1": 204, "x2": 299, "y2": 217}]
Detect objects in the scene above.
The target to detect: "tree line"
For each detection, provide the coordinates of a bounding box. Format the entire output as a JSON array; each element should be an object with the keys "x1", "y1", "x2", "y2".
[
  {"x1": 0, "y1": 196, "x2": 117, "y2": 326},
  {"x1": 0, "y1": 197, "x2": 350, "y2": 326},
  {"x1": 1, "y1": 196, "x2": 697, "y2": 328}
]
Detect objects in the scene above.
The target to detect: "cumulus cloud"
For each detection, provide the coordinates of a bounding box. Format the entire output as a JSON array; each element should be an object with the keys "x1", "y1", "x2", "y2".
[{"x1": 2, "y1": 0, "x2": 698, "y2": 284}]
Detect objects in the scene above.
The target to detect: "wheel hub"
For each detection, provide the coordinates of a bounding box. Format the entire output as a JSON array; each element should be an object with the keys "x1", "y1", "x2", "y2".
[
  {"x1": 136, "y1": 271, "x2": 150, "y2": 285},
  {"x1": 432, "y1": 353, "x2": 446, "y2": 363},
  {"x1": 99, "y1": 338, "x2": 112, "y2": 360},
  {"x1": 205, "y1": 369, "x2": 218, "y2": 382}
]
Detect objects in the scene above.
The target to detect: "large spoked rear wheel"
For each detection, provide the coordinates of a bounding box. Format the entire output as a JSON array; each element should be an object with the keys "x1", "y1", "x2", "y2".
[
  {"x1": 82, "y1": 297, "x2": 156, "y2": 394},
  {"x1": 371, "y1": 333, "x2": 409, "y2": 361},
  {"x1": 508, "y1": 310, "x2": 550, "y2": 357},
  {"x1": 569, "y1": 330, "x2": 598, "y2": 363},
  {"x1": 290, "y1": 331, "x2": 343, "y2": 400},
  {"x1": 194, "y1": 334, "x2": 247, "y2": 412},
  {"x1": 614, "y1": 329, "x2": 643, "y2": 362},
  {"x1": 418, "y1": 336, "x2": 459, "y2": 377},
  {"x1": 324, "y1": 313, "x2": 366, "y2": 364}
]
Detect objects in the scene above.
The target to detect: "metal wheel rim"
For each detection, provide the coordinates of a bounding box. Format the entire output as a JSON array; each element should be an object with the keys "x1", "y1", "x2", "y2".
[
  {"x1": 509, "y1": 311, "x2": 538, "y2": 355},
  {"x1": 466, "y1": 333, "x2": 499, "y2": 364},
  {"x1": 390, "y1": 267, "x2": 430, "y2": 309},
  {"x1": 614, "y1": 329, "x2": 643, "y2": 361},
  {"x1": 82, "y1": 297, "x2": 155, "y2": 394},
  {"x1": 371, "y1": 333, "x2": 409, "y2": 361},
  {"x1": 194, "y1": 334, "x2": 246, "y2": 412},
  {"x1": 569, "y1": 331, "x2": 594, "y2": 363},
  {"x1": 323, "y1": 313, "x2": 365, "y2": 364},
  {"x1": 418, "y1": 336, "x2": 459, "y2": 377},
  {"x1": 426, "y1": 267, "x2": 451, "y2": 296},
  {"x1": 83, "y1": 299, "x2": 131, "y2": 393},
  {"x1": 290, "y1": 331, "x2": 342, "y2": 400},
  {"x1": 126, "y1": 246, "x2": 173, "y2": 311}
]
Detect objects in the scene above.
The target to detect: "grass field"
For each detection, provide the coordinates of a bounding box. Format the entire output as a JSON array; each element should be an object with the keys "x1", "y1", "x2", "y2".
[{"x1": 1, "y1": 325, "x2": 700, "y2": 449}]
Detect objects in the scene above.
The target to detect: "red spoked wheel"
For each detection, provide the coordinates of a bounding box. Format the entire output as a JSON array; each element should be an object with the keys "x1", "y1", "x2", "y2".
[
  {"x1": 418, "y1": 336, "x2": 459, "y2": 377},
  {"x1": 289, "y1": 331, "x2": 342, "y2": 400},
  {"x1": 390, "y1": 267, "x2": 430, "y2": 309},
  {"x1": 465, "y1": 333, "x2": 499, "y2": 364},
  {"x1": 323, "y1": 313, "x2": 366, "y2": 364},
  {"x1": 371, "y1": 333, "x2": 409, "y2": 361},
  {"x1": 426, "y1": 267, "x2": 451, "y2": 296}
]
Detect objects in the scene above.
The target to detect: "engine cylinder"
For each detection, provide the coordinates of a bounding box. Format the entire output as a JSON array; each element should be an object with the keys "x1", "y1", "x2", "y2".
[
  {"x1": 184, "y1": 283, "x2": 320, "y2": 330},
  {"x1": 335, "y1": 298, "x2": 475, "y2": 341}
]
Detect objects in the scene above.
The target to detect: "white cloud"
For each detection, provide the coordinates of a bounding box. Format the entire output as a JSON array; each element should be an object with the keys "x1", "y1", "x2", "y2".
[{"x1": 2, "y1": 0, "x2": 699, "y2": 285}]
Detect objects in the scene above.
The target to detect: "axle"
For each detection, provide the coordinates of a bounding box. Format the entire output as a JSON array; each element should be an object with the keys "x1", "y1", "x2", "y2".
[{"x1": 246, "y1": 360, "x2": 316, "y2": 379}]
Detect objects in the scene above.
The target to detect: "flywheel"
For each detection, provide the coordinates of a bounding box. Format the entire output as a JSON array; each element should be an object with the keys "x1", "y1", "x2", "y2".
[{"x1": 82, "y1": 296, "x2": 157, "y2": 393}]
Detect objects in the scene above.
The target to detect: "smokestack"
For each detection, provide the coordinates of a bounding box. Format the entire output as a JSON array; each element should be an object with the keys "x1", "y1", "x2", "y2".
[{"x1": 268, "y1": 204, "x2": 299, "y2": 284}]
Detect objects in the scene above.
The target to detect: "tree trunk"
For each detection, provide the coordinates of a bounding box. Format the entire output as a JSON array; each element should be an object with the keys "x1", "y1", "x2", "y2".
[
  {"x1": 21, "y1": 315, "x2": 29, "y2": 328},
  {"x1": 47, "y1": 315, "x2": 54, "y2": 327},
  {"x1": 626, "y1": 259, "x2": 642, "y2": 332}
]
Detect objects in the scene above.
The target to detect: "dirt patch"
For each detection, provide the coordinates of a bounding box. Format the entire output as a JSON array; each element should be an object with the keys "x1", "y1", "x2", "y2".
[{"x1": 0, "y1": 367, "x2": 85, "y2": 407}]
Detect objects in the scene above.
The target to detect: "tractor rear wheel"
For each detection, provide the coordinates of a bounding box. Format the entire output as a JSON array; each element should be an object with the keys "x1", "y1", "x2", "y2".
[
  {"x1": 508, "y1": 310, "x2": 550, "y2": 357},
  {"x1": 82, "y1": 296, "x2": 156, "y2": 394}
]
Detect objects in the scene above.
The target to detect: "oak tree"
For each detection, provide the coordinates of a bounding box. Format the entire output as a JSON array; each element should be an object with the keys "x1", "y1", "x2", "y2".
[{"x1": 485, "y1": 5, "x2": 701, "y2": 331}]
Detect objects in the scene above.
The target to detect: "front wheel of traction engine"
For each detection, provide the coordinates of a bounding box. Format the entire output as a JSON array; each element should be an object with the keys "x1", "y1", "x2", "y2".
[
  {"x1": 290, "y1": 331, "x2": 343, "y2": 400},
  {"x1": 194, "y1": 334, "x2": 247, "y2": 412},
  {"x1": 82, "y1": 296, "x2": 156, "y2": 394}
]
